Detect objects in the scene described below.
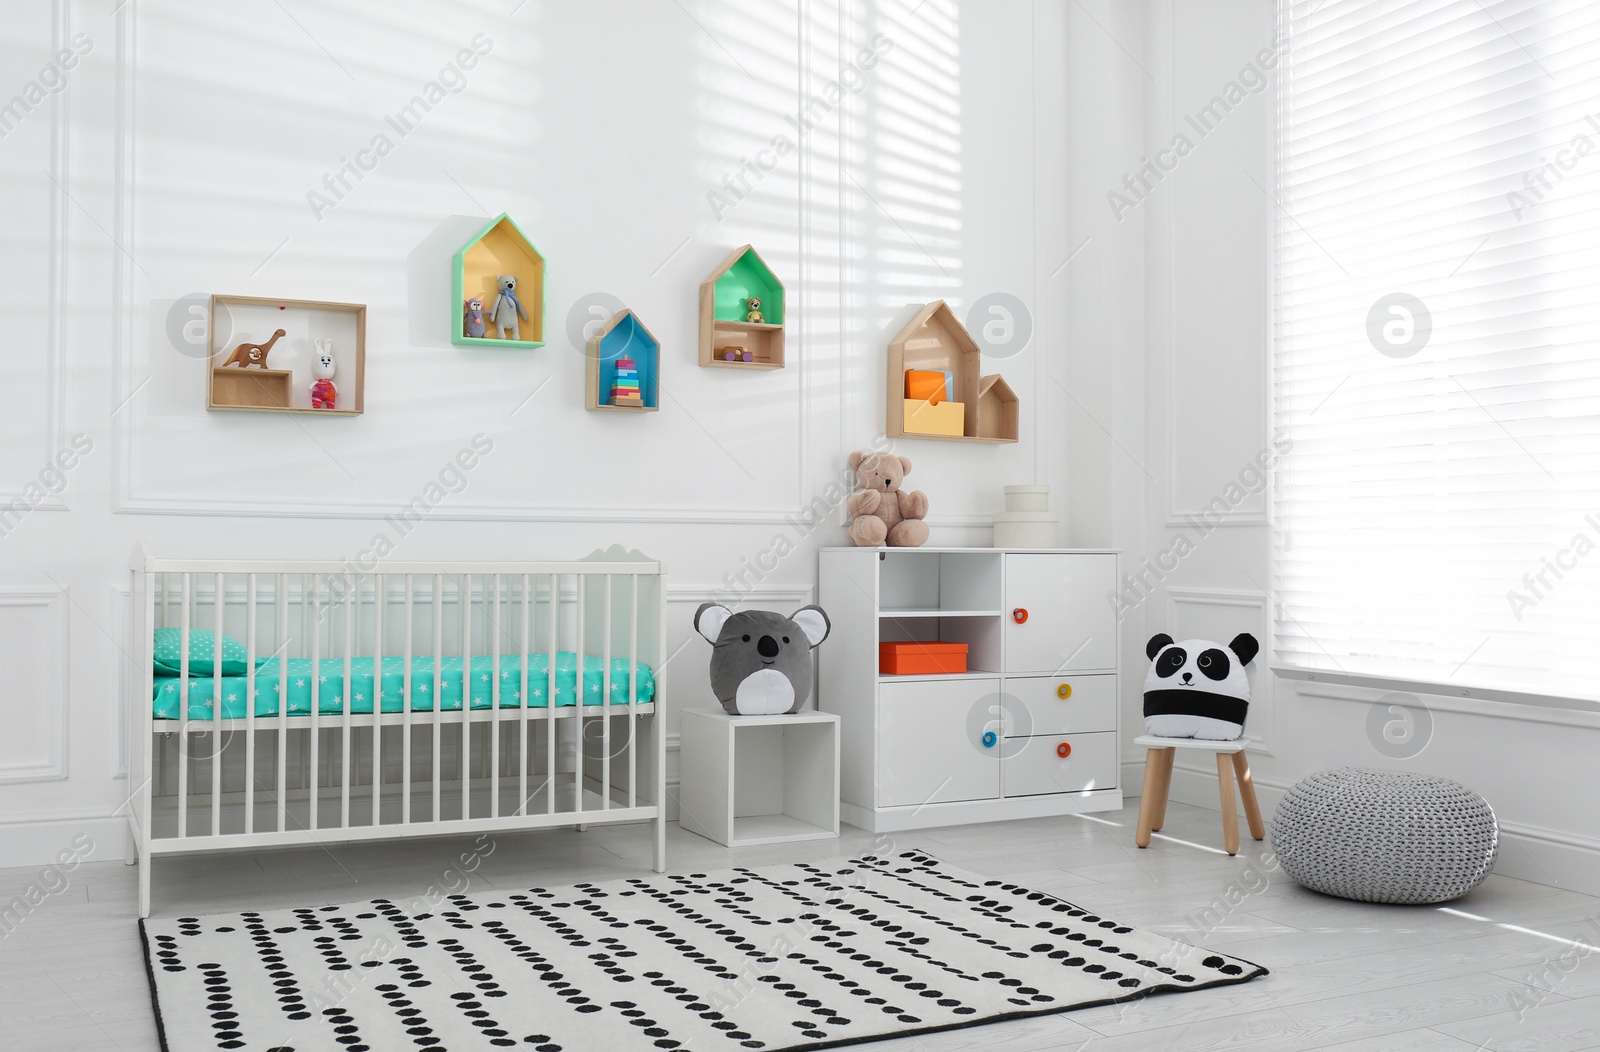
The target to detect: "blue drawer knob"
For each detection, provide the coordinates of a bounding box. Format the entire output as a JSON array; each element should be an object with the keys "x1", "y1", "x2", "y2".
[{"x1": 981, "y1": 730, "x2": 997, "y2": 748}]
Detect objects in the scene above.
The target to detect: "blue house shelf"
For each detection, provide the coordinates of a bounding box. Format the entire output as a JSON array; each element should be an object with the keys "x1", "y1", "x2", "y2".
[{"x1": 586, "y1": 309, "x2": 660, "y2": 413}]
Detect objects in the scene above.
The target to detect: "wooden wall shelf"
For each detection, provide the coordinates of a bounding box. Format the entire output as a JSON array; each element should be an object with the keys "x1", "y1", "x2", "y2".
[
  {"x1": 586, "y1": 309, "x2": 661, "y2": 412},
  {"x1": 886, "y1": 300, "x2": 1018, "y2": 444},
  {"x1": 453, "y1": 212, "x2": 546, "y2": 349},
  {"x1": 699, "y1": 245, "x2": 785, "y2": 369},
  {"x1": 207, "y1": 295, "x2": 365, "y2": 415}
]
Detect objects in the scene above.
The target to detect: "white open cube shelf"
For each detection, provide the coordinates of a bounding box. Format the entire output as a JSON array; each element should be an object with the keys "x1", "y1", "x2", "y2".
[{"x1": 679, "y1": 709, "x2": 839, "y2": 847}]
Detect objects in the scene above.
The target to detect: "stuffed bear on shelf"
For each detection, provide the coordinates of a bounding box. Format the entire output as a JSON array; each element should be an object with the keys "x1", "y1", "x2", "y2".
[{"x1": 846, "y1": 450, "x2": 929, "y2": 547}]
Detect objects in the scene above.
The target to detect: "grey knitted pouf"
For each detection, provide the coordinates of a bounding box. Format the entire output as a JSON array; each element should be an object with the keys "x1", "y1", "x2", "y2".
[{"x1": 1271, "y1": 767, "x2": 1498, "y2": 904}]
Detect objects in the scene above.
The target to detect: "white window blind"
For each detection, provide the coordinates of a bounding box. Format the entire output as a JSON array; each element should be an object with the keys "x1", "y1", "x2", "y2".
[{"x1": 1274, "y1": 0, "x2": 1600, "y2": 701}]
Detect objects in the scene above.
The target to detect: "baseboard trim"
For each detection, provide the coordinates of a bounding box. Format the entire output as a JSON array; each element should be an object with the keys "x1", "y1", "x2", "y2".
[
  {"x1": 1119, "y1": 760, "x2": 1600, "y2": 898},
  {"x1": 0, "y1": 812, "x2": 129, "y2": 870}
]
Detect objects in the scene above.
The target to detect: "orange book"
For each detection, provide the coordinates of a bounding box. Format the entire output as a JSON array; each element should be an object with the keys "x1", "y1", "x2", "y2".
[{"x1": 905, "y1": 370, "x2": 950, "y2": 405}]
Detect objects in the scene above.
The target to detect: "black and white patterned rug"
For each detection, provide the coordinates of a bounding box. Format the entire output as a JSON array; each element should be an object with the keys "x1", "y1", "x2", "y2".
[{"x1": 141, "y1": 850, "x2": 1266, "y2": 1052}]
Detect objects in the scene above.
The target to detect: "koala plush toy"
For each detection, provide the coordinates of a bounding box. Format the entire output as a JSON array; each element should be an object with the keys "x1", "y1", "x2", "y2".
[
  {"x1": 1142, "y1": 632, "x2": 1260, "y2": 740},
  {"x1": 694, "y1": 603, "x2": 831, "y2": 716}
]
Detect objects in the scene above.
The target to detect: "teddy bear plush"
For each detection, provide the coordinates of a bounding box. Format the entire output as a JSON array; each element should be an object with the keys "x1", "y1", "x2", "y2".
[{"x1": 847, "y1": 451, "x2": 929, "y2": 547}]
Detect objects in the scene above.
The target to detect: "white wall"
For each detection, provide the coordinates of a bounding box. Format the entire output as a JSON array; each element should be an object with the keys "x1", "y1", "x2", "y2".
[
  {"x1": 0, "y1": 0, "x2": 1107, "y2": 867},
  {"x1": 1132, "y1": 0, "x2": 1600, "y2": 896}
]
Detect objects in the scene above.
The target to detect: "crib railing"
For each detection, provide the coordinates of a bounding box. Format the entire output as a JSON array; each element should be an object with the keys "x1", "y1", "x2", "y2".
[{"x1": 127, "y1": 547, "x2": 667, "y2": 917}]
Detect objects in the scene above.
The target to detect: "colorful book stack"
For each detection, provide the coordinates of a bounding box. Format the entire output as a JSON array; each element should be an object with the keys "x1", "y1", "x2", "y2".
[{"x1": 609, "y1": 358, "x2": 643, "y2": 407}]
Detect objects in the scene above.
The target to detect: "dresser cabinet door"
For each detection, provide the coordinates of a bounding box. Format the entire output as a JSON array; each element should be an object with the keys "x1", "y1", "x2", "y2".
[
  {"x1": 1004, "y1": 553, "x2": 1117, "y2": 674},
  {"x1": 878, "y1": 679, "x2": 1001, "y2": 807}
]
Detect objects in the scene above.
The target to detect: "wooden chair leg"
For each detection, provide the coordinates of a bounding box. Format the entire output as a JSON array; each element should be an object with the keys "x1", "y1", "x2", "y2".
[
  {"x1": 1232, "y1": 751, "x2": 1266, "y2": 841},
  {"x1": 1135, "y1": 749, "x2": 1164, "y2": 848},
  {"x1": 1216, "y1": 752, "x2": 1239, "y2": 856},
  {"x1": 1150, "y1": 748, "x2": 1175, "y2": 831}
]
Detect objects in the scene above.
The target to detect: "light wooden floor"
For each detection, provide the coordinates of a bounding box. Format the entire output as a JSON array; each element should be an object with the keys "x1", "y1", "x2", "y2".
[{"x1": 4, "y1": 800, "x2": 1600, "y2": 1052}]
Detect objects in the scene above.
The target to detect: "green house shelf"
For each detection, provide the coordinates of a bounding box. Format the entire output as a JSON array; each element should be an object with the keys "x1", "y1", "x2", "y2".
[
  {"x1": 698, "y1": 244, "x2": 786, "y2": 369},
  {"x1": 452, "y1": 212, "x2": 546, "y2": 348}
]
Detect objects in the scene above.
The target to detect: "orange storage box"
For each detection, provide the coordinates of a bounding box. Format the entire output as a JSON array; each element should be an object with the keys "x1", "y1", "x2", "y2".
[{"x1": 880, "y1": 641, "x2": 968, "y2": 675}]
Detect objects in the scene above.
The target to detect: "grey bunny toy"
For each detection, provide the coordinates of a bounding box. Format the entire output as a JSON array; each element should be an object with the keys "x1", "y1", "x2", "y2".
[{"x1": 694, "y1": 603, "x2": 830, "y2": 715}]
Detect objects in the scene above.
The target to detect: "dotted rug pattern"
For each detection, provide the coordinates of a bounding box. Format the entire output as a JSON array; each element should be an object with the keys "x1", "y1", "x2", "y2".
[{"x1": 140, "y1": 850, "x2": 1266, "y2": 1052}]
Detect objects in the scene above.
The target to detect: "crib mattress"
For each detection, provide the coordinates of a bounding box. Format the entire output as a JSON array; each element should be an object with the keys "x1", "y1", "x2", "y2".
[{"x1": 152, "y1": 652, "x2": 655, "y2": 721}]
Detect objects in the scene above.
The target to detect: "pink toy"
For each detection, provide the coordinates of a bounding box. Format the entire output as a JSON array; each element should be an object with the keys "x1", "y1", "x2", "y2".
[{"x1": 310, "y1": 339, "x2": 338, "y2": 409}]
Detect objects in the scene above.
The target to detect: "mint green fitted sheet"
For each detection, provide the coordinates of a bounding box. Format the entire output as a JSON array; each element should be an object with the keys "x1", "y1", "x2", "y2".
[{"x1": 151, "y1": 652, "x2": 655, "y2": 721}]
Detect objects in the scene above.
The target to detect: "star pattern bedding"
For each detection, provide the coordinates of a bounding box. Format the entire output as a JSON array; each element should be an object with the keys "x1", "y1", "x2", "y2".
[{"x1": 151, "y1": 652, "x2": 655, "y2": 720}]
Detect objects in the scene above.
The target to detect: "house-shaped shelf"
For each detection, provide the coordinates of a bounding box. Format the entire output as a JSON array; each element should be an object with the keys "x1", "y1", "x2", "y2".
[
  {"x1": 886, "y1": 300, "x2": 1018, "y2": 444},
  {"x1": 453, "y1": 212, "x2": 546, "y2": 348},
  {"x1": 699, "y1": 244, "x2": 785, "y2": 369},
  {"x1": 586, "y1": 309, "x2": 660, "y2": 413}
]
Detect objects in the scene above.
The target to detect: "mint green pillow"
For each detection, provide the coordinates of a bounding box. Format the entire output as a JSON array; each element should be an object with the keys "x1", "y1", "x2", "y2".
[{"x1": 152, "y1": 628, "x2": 251, "y2": 676}]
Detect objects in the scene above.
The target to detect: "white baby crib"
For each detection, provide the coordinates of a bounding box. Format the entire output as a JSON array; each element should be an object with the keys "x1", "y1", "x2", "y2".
[{"x1": 126, "y1": 545, "x2": 667, "y2": 918}]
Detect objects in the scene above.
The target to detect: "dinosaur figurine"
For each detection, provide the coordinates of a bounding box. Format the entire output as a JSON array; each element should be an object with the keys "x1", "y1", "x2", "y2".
[{"x1": 221, "y1": 328, "x2": 286, "y2": 369}]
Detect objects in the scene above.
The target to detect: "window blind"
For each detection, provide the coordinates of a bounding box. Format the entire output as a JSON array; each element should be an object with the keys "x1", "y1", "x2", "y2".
[{"x1": 1274, "y1": 0, "x2": 1600, "y2": 701}]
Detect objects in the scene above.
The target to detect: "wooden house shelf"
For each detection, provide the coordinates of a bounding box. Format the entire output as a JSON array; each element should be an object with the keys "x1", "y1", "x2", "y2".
[
  {"x1": 586, "y1": 308, "x2": 661, "y2": 412},
  {"x1": 207, "y1": 295, "x2": 366, "y2": 415},
  {"x1": 886, "y1": 300, "x2": 1018, "y2": 444},
  {"x1": 699, "y1": 245, "x2": 786, "y2": 369},
  {"x1": 453, "y1": 212, "x2": 546, "y2": 349}
]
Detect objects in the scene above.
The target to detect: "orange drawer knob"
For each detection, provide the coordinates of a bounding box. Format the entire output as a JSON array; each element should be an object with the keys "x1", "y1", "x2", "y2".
[
  {"x1": 1012, "y1": 608, "x2": 1029, "y2": 624},
  {"x1": 1056, "y1": 683, "x2": 1072, "y2": 699},
  {"x1": 1056, "y1": 741, "x2": 1072, "y2": 759}
]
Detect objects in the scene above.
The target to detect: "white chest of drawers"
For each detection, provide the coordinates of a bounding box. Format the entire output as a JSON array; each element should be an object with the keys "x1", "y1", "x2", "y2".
[{"x1": 818, "y1": 547, "x2": 1122, "y2": 832}]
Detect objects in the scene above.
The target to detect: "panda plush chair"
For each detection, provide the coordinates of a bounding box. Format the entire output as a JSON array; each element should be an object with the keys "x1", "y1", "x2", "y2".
[{"x1": 1142, "y1": 632, "x2": 1259, "y2": 740}]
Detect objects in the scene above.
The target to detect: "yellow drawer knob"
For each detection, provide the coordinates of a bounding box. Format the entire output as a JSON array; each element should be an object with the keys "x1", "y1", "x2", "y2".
[{"x1": 1056, "y1": 683, "x2": 1073, "y2": 699}]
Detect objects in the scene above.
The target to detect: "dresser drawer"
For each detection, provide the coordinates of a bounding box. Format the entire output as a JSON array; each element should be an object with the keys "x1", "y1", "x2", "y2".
[
  {"x1": 1002, "y1": 731, "x2": 1118, "y2": 797},
  {"x1": 1003, "y1": 674, "x2": 1116, "y2": 737}
]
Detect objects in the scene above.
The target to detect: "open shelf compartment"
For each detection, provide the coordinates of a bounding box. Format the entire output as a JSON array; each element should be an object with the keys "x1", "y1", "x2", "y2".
[
  {"x1": 699, "y1": 244, "x2": 786, "y2": 369},
  {"x1": 207, "y1": 295, "x2": 366, "y2": 415},
  {"x1": 586, "y1": 308, "x2": 661, "y2": 412},
  {"x1": 453, "y1": 212, "x2": 546, "y2": 349}
]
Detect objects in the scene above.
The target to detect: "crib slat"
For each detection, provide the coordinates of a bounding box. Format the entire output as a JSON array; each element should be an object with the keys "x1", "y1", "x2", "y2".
[
  {"x1": 490, "y1": 574, "x2": 501, "y2": 819},
  {"x1": 342, "y1": 573, "x2": 354, "y2": 829},
  {"x1": 575, "y1": 575, "x2": 585, "y2": 815},
  {"x1": 432, "y1": 574, "x2": 443, "y2": 823},
  {"x1": 403, "y1": 575, "x2": 414, "y2": 826},
  {"x1": 245, "y1": 574, "x2": 257, "y2": 835},
  {"x1": 309, "y1": 573, "x2": 321, "y2": 831},
  {"x1": 629, "y1": 574, "x2": 638, "y2": 809},
  {"x1": 547, "y1": 572, "x2": 557, "y2": 816},
  {"x1": 212, "y1": 573, "x2": 224, "y2": 836},
  {"x1": 519, "y1": 573, "x2": 530, "y2": 816},
  {"x1": 602, "y1": 574, "x2": 612, "y2": 810},
  {"x1": 460, "y1": 573, "x2": 472, "y2": 821},
  {"x1": 275, "y1": 574, "x2": 288, "y2": 833},
  {"x1": 178, "y1": 573, "x2": 191, "y2": 839},
  {"x1": 372, "y1": 573, "x2": 384, "y2": 826}
]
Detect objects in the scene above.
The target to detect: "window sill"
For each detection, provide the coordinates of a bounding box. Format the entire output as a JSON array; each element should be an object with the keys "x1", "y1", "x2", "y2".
[{"x1": 1273, "y1": 665, "x2": 1600, "y2": 727}]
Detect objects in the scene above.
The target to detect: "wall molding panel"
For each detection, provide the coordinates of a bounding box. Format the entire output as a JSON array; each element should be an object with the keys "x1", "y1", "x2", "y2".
[{"x1": 0, "y1": 590, "x2": 71, "y2": 785}]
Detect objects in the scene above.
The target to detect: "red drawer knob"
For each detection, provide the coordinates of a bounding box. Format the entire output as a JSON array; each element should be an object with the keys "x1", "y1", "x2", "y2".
[
  {"x1": 1012, "y1": 607, "x2": 1029, "y2": 624},
  {"x1": 1057, "y1": 683, "x2": 1072, "y2": 699},
  {"x1": 1057, "y1": 741, "x2": 1072, "y2": 759}
]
